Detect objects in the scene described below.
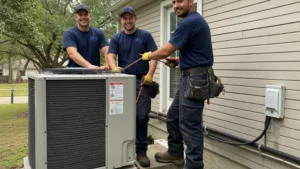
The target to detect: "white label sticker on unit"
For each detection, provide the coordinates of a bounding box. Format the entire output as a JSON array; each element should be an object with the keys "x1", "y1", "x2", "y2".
[
  {"x1": 110, "y1": 101, "x2": 123, "y2": 115},
  {"x1": 109, "y1": 82, "x2": 123, "y2": 115}
]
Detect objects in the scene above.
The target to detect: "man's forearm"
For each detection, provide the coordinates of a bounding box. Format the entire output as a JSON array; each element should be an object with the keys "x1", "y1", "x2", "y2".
[
  {"x1": 149, "y1": 48, "x2": 169, "y2": 60},
  {"x1": 148, "y1": 60, "x2": 157, "y2": 75},
  {"x1": 149, "y1": 42, "x2": 177, "y2": 60},
  {"x1": 104, "y1": 54, "x2": 109, "y2": 68},
  {"x1": 107, "y1": 54, "x2": 117, "y2": 69},
  {"x1": 101, "y1": 46, "x2": 109, "y2": 68},
  {"x1": 69, "y1": 52, "x2": 92, "y2": 67}
]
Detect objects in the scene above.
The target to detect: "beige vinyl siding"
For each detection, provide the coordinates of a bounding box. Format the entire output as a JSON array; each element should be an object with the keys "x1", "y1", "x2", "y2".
[
  {"x1": 204, "y1": 0, "x2": 217, "y2": 5},
  {"x1": 205, "y1": 138, "x2": 298, "y2": 169},
  {"x1": 203, "y1": 0, "x2": 300, "y2": 167},
  {"x1": 135, "y1": 0, "x2": 162, "y2": 112},
  {"x1": 203, "y1": 0, "x2": 240, "y2": 11}
]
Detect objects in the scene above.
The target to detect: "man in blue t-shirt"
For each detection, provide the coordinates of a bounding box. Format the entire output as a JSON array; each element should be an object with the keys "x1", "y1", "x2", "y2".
[
  {"x1": 141, "y1": 0, "x2": 214, "y2": 169},
  {"x1": 63, "y1": 4, "x2": 109, "y2": 69},
  {"x1": 108, "y1": 6, "x2": 158, "y2": 168}
]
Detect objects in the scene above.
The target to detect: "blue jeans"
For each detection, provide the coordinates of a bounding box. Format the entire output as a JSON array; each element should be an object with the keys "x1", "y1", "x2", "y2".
[
  {"x1": 136, "y1": 79, "x2": 151, "y2": 155},
  {"x1": 167, "y1": 76, "x2": 205, "y2": 169}
]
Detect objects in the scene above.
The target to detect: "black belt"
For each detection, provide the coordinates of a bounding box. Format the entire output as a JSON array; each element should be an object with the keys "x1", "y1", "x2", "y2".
[
  {"x1": 136, "y1": 75, "x2": 146, "y2": 79},
  {"x1": 181, "y1": 66, "x2": 212, "y2": 77}
]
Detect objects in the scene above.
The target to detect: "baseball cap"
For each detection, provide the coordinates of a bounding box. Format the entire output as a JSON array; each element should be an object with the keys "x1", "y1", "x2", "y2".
[
  {"x1": 119, "y1": 6, "x2": 136, "y2": 17},
  {"x1": 74, "y1": 4, "x2": 90, "y2": 13}
]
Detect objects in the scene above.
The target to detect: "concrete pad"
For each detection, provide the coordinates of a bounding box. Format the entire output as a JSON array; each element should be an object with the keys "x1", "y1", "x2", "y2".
[
  {"x1": 23, "y1": 157, "x2": 30, "y2": 169},
  {"x1": 135, "y1": 143, "x2": 183, "y2": 169}
]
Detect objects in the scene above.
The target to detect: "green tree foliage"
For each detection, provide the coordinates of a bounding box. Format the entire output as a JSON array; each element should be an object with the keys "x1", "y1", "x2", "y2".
[{"x1": 82, "y1": 0, "x2": 116, "y2": 38}]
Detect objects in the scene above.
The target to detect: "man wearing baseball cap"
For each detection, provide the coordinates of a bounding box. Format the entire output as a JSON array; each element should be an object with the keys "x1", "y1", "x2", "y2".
[
  {"x1": 63, "y1": 3, "x2": 109, "y2": 69},
  {"x1": 74, "y1": 3, "x2": 90, "y2": 13},
  {"x1": 108, "y1": 6, "x2": 158, "y2": 168},
  {"x1": 119, "y1": 6, "x2": 136, "y2": 16}
]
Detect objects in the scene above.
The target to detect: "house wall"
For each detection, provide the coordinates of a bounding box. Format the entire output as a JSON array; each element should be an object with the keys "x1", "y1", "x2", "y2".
[
  {"x1": 201, "y1": 0, "x2": 300, "y2": 168},
  {"x1": 1, "y1": 61, "x2": 37, "y2": 82},
  {"x1": 129, "y1": 0, "x2": 300, "y2": 168},
  {"x1": 1, "y1": 68, "x2": 37, "y2": 82}
]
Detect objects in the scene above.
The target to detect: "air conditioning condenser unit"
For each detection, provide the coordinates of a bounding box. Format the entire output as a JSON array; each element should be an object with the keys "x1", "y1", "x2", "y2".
[{"x1": 23, "y1": 69, "x2": 136, "y2": 169}]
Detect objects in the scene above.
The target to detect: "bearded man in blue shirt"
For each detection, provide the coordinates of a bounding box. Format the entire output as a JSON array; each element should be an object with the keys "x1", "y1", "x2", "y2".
[{"x1": 140, "y1": 0, "x2": 214, "y2": 169}]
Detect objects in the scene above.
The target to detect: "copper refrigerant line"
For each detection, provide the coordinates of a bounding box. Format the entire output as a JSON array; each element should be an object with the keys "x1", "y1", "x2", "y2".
[
  {"x1": 120, "y1": 58, "x2": 144, "y2": 103},
  {"x1": 120, "y1": 58, "x2": 167, "y2": 104}
]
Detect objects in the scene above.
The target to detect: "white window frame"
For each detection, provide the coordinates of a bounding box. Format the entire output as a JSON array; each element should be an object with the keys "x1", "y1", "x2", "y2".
[{"x1": 159, "y1": 0, "x2": 203, "y2": 113}]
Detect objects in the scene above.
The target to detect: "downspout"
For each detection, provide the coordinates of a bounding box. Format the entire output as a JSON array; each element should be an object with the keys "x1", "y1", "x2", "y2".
[
  {"x1": 108, "y1": 11, "x2": 120, "y2": 65},
  {"x1": 149, "y1": 111, "x2": 300, "y2": 168}
]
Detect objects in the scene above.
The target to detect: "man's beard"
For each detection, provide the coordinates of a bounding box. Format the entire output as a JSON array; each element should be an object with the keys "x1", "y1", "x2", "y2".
[
  {"x1": 177, "y1": 8, "x2": 190, "y2": 17},
  {"x1": 79, "y1": 21, "x2": 89, "y2": 28},
  {"x1": 79, "y1": 24, "x2": 89, "y2": 28},
  {"x1": 124, "y1": 24, "x2": 135, "y2": 32}
]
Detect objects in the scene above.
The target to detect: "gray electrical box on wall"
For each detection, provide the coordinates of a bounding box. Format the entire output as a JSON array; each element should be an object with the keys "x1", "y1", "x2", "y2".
[
  {"x1": 23, "y1": 69, "x2": 136, "y2": 169},
  {"x1": 265, "y1": 85, "x2": 286, "y2": 119}
]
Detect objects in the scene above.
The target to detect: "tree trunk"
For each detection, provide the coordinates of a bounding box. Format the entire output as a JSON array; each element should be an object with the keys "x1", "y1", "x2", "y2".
[
  {"x1": 16, "y1": 59, "x2": 22, "y2": 83},
  {"x1": 8, "y1": 56, "x2": 13, "y2": 84},
  {"x1": 16, "y1": 59, "x2": 30, "y2": 83}
]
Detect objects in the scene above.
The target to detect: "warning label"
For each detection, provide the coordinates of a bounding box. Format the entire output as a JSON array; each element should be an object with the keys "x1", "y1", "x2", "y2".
[{"x1": 109, "y1": 82, "x2": 123, "y2": 115}]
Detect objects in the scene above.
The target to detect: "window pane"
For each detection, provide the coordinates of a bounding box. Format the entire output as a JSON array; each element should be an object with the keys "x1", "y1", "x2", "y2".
[{"x1": 170, "y1": 12, "x2": 177, "y2": 32}]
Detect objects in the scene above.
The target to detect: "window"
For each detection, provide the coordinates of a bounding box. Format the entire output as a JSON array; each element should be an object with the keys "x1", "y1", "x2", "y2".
[
  {"x1": 0, "y1": 68, "x2": 3, "y2": 76},
  {"x1": 168, "y1": 3, "x2": 198, "y2": 99}
]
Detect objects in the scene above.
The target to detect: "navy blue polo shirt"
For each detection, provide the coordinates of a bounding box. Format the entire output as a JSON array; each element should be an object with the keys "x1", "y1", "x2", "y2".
[
  {"x1": 63, "y1": 26, "x2": 109, "y2": 67},
  {"x1": 108, "y1": 29, "x2": 157, "y2": 75},
  {"x1": 169, "y1": 11, "x2": 214, "y2": 70}
]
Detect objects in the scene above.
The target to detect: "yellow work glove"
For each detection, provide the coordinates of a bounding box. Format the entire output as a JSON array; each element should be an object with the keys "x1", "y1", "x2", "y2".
[
  {"x1": 142, "y1": 73, "x2": 153, "y2": 86},
  {"x1": 140, "y1": 51, "x2": 151, "y2": 61},
  {"x1": 112, "y1": 67, "x2": 123, "y2": 73}
]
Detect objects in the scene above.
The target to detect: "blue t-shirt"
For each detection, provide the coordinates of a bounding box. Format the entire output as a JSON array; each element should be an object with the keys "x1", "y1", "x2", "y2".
[
  {"x1": 169, "y1": 11, "x2": 214, "y2": 70},
  {"x1": 63, "y1": 26, "x2": 109, "y2": 67},
  {"x1": 108, "y1": 29, "x2": 157, "y2": 75}
]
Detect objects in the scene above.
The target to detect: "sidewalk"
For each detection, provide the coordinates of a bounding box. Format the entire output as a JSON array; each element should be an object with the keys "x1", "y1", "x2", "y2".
[{"x1": 0, "y1": 96, "x2": 28, "y2": 104}]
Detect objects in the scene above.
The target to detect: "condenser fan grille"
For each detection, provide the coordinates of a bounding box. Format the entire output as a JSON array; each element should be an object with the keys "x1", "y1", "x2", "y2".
[{"x1": 46, "y1": 80, "x2": 106, "y2": 169}]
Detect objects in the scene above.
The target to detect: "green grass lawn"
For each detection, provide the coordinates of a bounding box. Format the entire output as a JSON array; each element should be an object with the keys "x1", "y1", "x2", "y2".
[
  {"x1": 0, "y1": 104, "x2": 28, "y2": 169},
  {"x1": 0, "y1": 83, "x2": 28, "y2": 97}
]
